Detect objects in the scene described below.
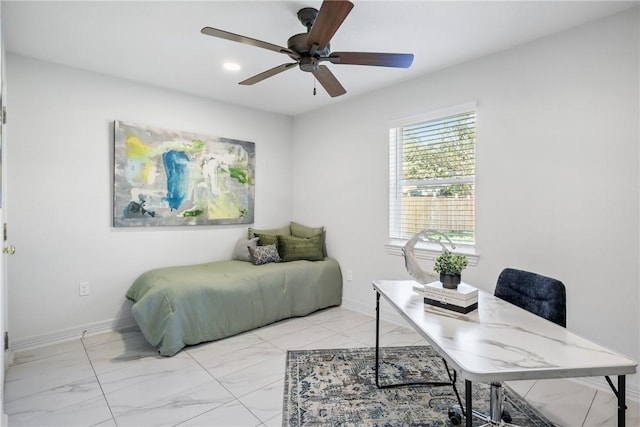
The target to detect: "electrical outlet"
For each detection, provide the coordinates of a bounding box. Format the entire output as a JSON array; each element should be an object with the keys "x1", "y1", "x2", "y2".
[
  {"x1": 346, "y1": 270, "x2": 353, "y2": 281},
  {"x1": 79, "y1": 282, "x2": 90, "y2": 296}
]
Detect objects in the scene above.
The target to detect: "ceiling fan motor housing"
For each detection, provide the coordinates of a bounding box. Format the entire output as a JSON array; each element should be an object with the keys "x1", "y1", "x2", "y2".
[{"x1": 287, "y1": 33, "x2": 330, "y2": 71}]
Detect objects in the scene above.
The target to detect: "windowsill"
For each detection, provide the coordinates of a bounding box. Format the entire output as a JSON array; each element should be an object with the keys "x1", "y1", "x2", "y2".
[{"x1": 385, "y1": 239, "x2": 479, "y2": 266}]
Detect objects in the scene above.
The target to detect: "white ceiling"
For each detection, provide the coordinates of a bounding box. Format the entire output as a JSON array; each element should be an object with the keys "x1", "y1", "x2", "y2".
[{"x1": 3, "y1": 1, "x2": 637, "y2": 116}]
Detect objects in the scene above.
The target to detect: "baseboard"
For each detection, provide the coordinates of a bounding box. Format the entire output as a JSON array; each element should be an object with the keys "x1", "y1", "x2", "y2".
[
  {"x1": 9, "y1": 315, "x2": 137, "y2": 354},
  {"x1": 341, "y1": 297, "x2": 640, "y2": 402}
]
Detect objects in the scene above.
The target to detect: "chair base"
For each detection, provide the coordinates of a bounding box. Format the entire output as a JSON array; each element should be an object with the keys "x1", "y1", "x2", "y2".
[{"x1": 448, "y1": 382, "x2": 520, "y2": 427}]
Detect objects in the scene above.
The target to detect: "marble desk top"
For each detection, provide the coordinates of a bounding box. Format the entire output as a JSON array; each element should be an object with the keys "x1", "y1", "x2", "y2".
[{"x1": 373, "y1": 280, "x2": 637, "y2": 383}]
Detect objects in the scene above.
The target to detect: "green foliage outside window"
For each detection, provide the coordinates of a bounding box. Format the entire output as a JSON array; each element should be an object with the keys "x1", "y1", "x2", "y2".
[{"x1": 403, "y1": 115, "x2": 475, "y2": 186}]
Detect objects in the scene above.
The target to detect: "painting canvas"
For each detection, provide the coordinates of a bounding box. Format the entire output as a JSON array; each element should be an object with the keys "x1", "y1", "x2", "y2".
[{"x1": 114, "y1": 121, "x2": 255, "y2": 227}]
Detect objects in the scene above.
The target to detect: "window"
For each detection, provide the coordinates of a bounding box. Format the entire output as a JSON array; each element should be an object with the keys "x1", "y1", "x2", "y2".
[{"x1": 389, "y1": 103, "x2": 476, "y2": 248}]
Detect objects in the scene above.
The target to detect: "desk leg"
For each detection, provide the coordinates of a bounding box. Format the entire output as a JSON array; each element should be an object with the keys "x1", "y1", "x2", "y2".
[
  {"x1": 374, "y1": 290, "x2": 452, "y2": 390},
  {"x1": 375, "y1": 291, "x2": 381, "y2": 388},
  {"x1": 466, "y1": 380, "x2": 473, "y2": 427},
  {"x1": 619, "y1": 375, "x2": 626, "y2": 427}
]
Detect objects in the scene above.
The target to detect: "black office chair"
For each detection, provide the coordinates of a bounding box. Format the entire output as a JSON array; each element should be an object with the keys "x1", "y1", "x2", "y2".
[{"x1": 494, "y1": 268, "x2": 566, "y2": 327}]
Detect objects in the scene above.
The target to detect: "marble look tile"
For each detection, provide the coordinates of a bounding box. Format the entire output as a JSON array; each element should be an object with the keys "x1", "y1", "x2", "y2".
[
  {"x1": 504, "y1": 379, "x2": 536, "y2": 398},
  {"x1": 6, "y1": 346, "x2": 91, "y2": 382},
  {"x1": 582, "y1": 388, "x2": 640, "y2": 427},
  {"x1": 237, "y1": 378, "x2": 284, "y2": 423},
  {"x1": 339, "y1": 319, "x2": 402, "y2": 347},
  {"x1": 83, "y1": 331, "x2": 159, "y2": 376},
  {"x1": 113, "y1": 379, "x2": 235, "y2": 426},
  {"x1": 306, "y1": 307, "x2": 374, "y2": 333},
  {"x1": 4, "y1": 308, "x2": 635, "y2": 427},
  {"x1": 83, "y1": 332, "x2": 155, "y2": 359},
  {"x1": 266, "y1": 324, "x2": 337, "y2": 350},
  {"x1": 624, "y1": 395, "x2": 639, "y2": 427},
  {"x1": 97, "y1": 351, "x2": 197, "y2": 395},
  {"x1": 382, "y1": 325, "x2": 426, "y2": 346},
  {"x1": 93, "y1": 418, "x2": 118, "y2": 427},
  {"x1": 524, "y1": 378, "x2": 595, "y2": 427},
  {"x1": 81, "y1": 326, "x2": 142, "y2": 349},
  {"x1": 176, "y1": 399, "x2": 262, "y2": 427},
  {"x1": 198, "y1": 341, "x2": 284, "y2": 378},
  {"x1": 251, "y1": 317, "x2": 316, "y2": 341},
  {"x1": 105, "y1": 364, "x2": 216, "y2": 415},
  {"x1": 298, "y1": 331, "x2": 368, "y2": 350},
  {"x1": 5, "y1": 350, "x2": 95, "y2": 401},
  {"x1": 217, "y1": 353, "x2": 286, "y2": 398},
  {"x1": 11, "y1": 339, "x2": 85, "y2": 366},
  {"x1": 263, "y1": 413, "x2": 283, "y2": 427},
  {"x1": 186, "y1": 331, "x2": 265, "y2": 362},
  {"x1": 5, "y1": 376, "x2": 104, "y2": 424}
]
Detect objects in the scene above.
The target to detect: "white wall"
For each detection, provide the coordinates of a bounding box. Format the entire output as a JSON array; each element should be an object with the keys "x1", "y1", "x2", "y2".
[
  {"x1": 5, "y1": 54, "x2": 294, "y2": 346},
  {"x1": 293, "y1": 9, "x2": 639, "y2": 392}
]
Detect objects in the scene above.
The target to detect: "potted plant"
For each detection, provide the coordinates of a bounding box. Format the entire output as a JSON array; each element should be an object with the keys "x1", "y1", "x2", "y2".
[{"x1": 434, "y1": 249, "x2": 468, "y2": 289}]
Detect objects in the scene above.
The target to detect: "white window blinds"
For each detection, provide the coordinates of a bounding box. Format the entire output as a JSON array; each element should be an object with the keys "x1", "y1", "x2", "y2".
[{"x1": 389, "y1": 107, "x2": 476, "y2": 245}]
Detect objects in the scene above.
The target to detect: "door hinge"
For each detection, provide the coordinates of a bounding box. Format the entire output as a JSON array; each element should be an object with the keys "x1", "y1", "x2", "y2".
[
  {"x1": 3, "y1": 223, "x2": 7, "y2": 242},
  {"x1": 4, "y1": 331, "x2": 8, "y2": 351},
  {"x1": 2, "y1": 107, "x2": 6, "y2": 125}
]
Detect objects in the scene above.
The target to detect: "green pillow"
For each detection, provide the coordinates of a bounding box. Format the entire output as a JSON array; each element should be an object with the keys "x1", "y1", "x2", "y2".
[
  {"x1": 290, "y1": 221, "x2": 323, "y2": 238},
  {"x1": 290, "y1": 221, "x2": 326, "y2": 256},
  {"x1": 254, "y1": 232, "x2": 278, "y2": 246},
  {"x1": 248, "y1": 226, "x2": 291, "y2": 239},
  {"x1": 277, "y1": 234, "x2": 324, "y2": 262}
]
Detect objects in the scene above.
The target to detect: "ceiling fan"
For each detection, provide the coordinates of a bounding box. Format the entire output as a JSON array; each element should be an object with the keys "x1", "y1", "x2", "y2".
[{"x1": 201, "y1": 0, "x2": 414, "y2": 98}]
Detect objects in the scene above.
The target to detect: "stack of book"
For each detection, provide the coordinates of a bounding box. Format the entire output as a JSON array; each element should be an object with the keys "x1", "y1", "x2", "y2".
[{"x1": 423, "y1": 281, "x2": 478, "y2": 314}]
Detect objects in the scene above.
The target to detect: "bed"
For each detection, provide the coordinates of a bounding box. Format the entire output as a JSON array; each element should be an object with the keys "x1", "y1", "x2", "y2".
[{"x1": 126, "y1": 223, "x2": 342, "y2": 356}]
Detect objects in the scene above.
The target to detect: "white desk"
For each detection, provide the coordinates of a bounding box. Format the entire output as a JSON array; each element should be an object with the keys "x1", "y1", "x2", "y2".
[{"x1": 373, "y1": 280, "x2": 637, "y2": 427}]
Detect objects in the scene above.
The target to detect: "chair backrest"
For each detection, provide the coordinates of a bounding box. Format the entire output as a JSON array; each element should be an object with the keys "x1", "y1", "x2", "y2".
[{"x1": 495, "y1": 268, "x2": 566, "y2": 327}]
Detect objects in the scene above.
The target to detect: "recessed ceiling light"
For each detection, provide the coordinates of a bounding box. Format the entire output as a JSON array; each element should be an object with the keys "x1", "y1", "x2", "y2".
[{"x1": 223, "y1": 62, "x2": 241, "y2": 71}]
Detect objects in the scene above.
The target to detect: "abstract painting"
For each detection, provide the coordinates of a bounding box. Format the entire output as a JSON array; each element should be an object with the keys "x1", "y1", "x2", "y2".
[{"x1": 114, "y1": 121, "x2": 255, "y2": 227}]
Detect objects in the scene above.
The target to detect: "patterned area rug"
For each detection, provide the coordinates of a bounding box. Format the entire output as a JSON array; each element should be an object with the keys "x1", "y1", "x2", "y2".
[{"x1": 283, "y1": 346, "x2": 555, "y2": 427}]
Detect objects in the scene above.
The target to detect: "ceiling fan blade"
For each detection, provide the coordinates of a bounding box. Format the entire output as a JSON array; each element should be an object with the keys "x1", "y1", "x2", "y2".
[
  {"x1": 307, "y1": 0, "x2": 354, "y2": 52},
  {"x1": 328, "y1": 52, "x2": 414, "y2": 68},
  {"x1": 312, "y1": 65, "x2": 346, "y2": 97},
  {"x1": 201, "y1": 27, "x2": 299, "y2": 58},
  {"x1": 239, "y1": 63, "x2": 298, "y2": 86}
]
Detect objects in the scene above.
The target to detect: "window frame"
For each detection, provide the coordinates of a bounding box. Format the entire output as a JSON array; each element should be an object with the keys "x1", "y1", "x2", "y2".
[{"x1": 386, "y1": 102, "x2": 479, "y2": 265}]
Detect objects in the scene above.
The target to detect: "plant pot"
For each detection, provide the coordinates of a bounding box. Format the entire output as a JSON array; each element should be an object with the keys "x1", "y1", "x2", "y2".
[{"x1": 440, "y1": 273, "x2": 461, "y2": 289}]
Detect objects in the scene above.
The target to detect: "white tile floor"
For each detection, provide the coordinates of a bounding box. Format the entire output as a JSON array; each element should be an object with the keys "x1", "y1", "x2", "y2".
[{"x1": 4, "y1": 306, "x2": 638, "y2": 426}]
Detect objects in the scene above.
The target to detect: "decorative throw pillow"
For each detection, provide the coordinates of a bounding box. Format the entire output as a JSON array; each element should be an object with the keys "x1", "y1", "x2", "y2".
[
  {"x1": 277, "y1": 234, "x2": 324, "y2": 262},
  {"x1": 248, "y1": 244, "x2": 281, "y2": 265},
  {"x1": 248, "y1": 226, "x2": 291, "y2": 239},
  {"x1": 254, "y1": 232, "x2": 279, "y2": 246},
  {"x1": 290, "y1": 221, "x2": 323, "y2": 238},
  {"x1": 232, "y1": 237, "x2": 259, "y2": 262},
  {"x1": 290, "y1": 221, "x2": 327, "y2": 256}
]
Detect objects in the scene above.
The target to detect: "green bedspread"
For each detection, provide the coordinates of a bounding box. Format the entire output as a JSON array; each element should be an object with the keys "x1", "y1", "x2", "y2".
[{"x1": 126, "y1": 258, "x2": 342, "y2": 356}]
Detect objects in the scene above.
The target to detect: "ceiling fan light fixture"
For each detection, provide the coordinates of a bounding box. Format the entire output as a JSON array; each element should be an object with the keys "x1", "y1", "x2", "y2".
[{"x1": 223, "y1": 62, "x2": 241, "y2": 71}]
